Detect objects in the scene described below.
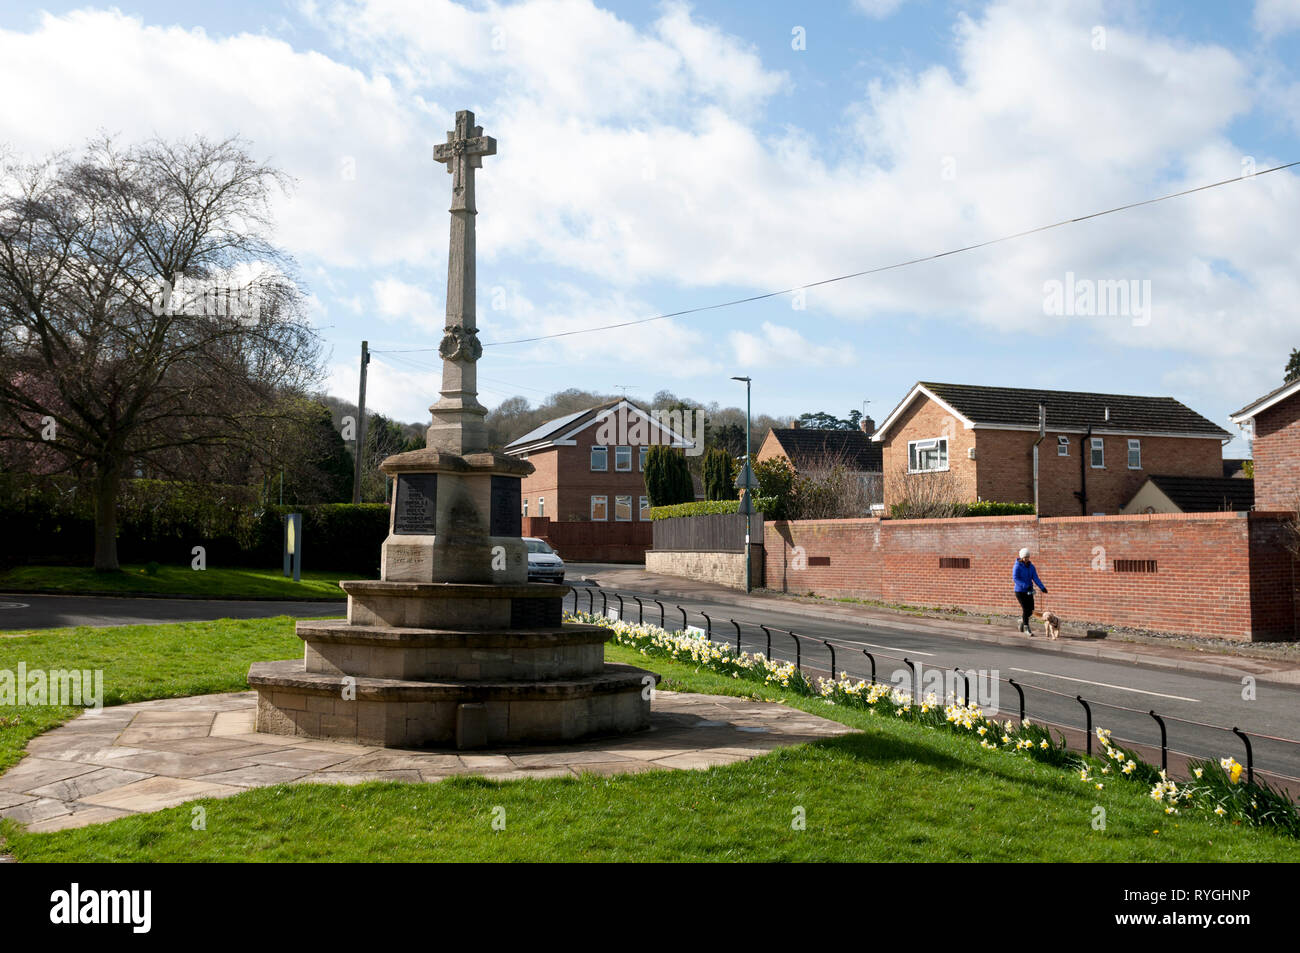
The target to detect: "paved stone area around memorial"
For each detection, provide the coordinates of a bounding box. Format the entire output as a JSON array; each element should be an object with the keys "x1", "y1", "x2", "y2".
[{"x1": 0, "y1": 690, "x2": 853, "y2": 834}]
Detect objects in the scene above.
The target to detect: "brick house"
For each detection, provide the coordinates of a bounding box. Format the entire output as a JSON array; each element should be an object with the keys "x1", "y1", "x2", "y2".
[
  {"x1": 1120, "y1": 475, "x2": 1254, "y2": 514},
  {"x1": 871, "y1": 382, "x2": 1231, "y2": 516},
  {"x1": 756, "y1": 421, "x2": 883, "y2": 474},
  {"x1": 504, "y1": 399, "x2": 693, "y2": 525},
  {"x1": 1230, "y1": 378, "x2": 1300, "y2": 511}
]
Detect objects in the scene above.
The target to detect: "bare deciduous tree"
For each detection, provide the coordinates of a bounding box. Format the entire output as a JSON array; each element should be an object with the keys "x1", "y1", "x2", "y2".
[
  {"x1": 0, "y1": 135, "x2": 321, "y2": 569},
  {"x1": 887, "y1": 461, "x2": 965, "y2": 519},
  {"x1": 789, "y1": 448, "x2": 882, "y2": 520}
]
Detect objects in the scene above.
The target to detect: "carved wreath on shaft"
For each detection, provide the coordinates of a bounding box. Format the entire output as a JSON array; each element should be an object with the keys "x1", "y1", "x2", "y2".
[{"x1": 439, "y1": 326, "x2": 483, "y2": 363}]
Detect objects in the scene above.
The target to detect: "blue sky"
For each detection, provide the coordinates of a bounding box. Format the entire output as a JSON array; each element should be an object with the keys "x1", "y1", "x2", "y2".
[{"x1": 3, "y1": 0, "x2": 1299, "y2": 455}]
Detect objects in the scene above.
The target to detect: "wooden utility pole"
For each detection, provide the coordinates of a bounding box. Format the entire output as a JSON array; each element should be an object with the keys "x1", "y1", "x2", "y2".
[{"x1": 352, "y1": 340, "x2": 370, "y2": 504}]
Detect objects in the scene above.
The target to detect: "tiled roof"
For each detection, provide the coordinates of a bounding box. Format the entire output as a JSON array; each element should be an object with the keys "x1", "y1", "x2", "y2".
[
  {"x1": 918, "y1": 382, "x2": 1229, "y2": 437},
  {"x1": 1229, "y1": 377, "x2": 1300, "y2": 421},
  {"x1": 1147, "y1": 475, "x2": 1255, "y2": 513},
  {"x1": 769, "y1": 428, "x2": 882, "y2": 472}
]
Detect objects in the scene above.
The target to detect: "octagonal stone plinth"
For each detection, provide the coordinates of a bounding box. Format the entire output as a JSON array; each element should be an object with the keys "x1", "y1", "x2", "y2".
[
  {"x1": 296, "y1": 620, "x2": 610, "y2": 681},
  {"x1": 342, "y1": 580, "x2": 565, "y2": 630},
  {"x1": 248, "y1": 660, "x2": 657, "y2": 747}
]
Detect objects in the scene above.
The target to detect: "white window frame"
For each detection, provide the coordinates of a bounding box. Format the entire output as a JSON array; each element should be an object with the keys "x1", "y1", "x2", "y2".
[
  {"x1": 522, "y1": 498, "x2": 528, "y2": 518},
  {"x1": 590, "y1": 495, "x2": 607, "y2": 521},
  {"x1": 590, "y1": 446, "x2": 607, "y2": 471},
  {"x1": 1127, "y1": 439, "x2": 1141, "y2": 470},
  {"x1": 639, "y1": 446, "x2": 648, "y2": 471},
  {"x1": 1090, "y1": 437, "x2": 1105, "y2": 469},
  {"x1": 907, "y1": 437, "x2": 949, "y2": 473},
  {"x1": 639, "y1": 495, "x2": 650, "y2": 520},
  {"x1": 1057, "y1": 435, "x2": 1069, "y2": 457},
  {"x1": 615, "y1": 445, "x2": 632, "y2": 472},
  {"x1": 614, "y1": 495, "x2": 632, "y2": 521},
  {"x1": 538, "y1": 496, "x2": 545, "y2": 517}
]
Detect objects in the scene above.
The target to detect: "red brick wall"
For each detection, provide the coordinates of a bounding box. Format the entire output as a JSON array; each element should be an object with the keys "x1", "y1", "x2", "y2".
[
  {"x1": 881, "y1": 395, "x2": 1224, "y2": 516},
  {"x1": 1253, "y1": 392, "x2": 1300, "y2": 511},
  {"x1": 522, "y1": 516, "x2": 651, "y2": 563},
  {"x1": 764, "y1": 512, "x2": 1297, "y2": 641}
]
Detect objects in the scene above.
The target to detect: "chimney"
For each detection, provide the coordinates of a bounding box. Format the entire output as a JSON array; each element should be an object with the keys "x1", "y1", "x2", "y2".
[
  {"x1": 789, "y1": 419, "x2": 801, "y2": 429},
  {"x1": 860, "y1": 416, "x2": 875, "y2": 435}
]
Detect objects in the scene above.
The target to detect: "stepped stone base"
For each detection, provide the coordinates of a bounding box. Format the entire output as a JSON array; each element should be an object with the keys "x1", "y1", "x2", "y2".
[
  {"x1": 248, "y1": 659, "x2": 656, "y2": 747},
  {"x1": 296, "y1": 620, "x2": 610, "y2": 681},
  {"x1": 341, "y1": 580, "x2": 564, "y2": 630}
]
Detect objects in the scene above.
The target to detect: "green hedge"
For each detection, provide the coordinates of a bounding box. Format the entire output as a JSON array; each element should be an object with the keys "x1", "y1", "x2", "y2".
[
  {"x1": 647, "y1": 497, "x2": 778, "y2": 520},
  {"x1": 888, "y1": 500, "x2": 1036, "y2": 519},
  {"x1": 0, "y1": 475, "x2": 388, "y2": 571},
  {"x1": 963, "y1": 501, "x2": 1036, "y2": 517}
]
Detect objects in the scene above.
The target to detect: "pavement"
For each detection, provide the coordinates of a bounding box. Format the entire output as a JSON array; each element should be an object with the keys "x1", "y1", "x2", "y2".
[
  {"x1": 0, "y1": 689, "x2": 851, "y2": 834},
  {"x1": 0, "y1": 593, "x2": 344, "y2": 632},
  {"x1": 564, "y1": 562, "x2": 1300, "y2": 784},
  {"x1": 565, "y1": 562, "x2": 1300, "y2": 684}
]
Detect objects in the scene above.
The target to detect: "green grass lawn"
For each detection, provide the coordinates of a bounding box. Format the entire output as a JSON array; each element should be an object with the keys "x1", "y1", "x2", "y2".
[
  {"x1": 2, "y1": 617, "x2": 1298, "y2": 862},
  {"x1": 0, "y1": 564, "x2": 353, "y2": 600}
]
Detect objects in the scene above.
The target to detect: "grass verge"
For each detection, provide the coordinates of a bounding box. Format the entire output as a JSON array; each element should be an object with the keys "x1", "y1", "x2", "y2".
[
  {"x1": 0, "y1": 565, "x2": 351, "y2": 600},
  {"x1": 0, "y1": 617, "x2": 1297, "y2": 861}
]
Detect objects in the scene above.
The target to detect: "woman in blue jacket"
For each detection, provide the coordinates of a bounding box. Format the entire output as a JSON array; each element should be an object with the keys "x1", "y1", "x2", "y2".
[{"x1": 1013, "y1": 547, "x2": 1047, "y2": 634}]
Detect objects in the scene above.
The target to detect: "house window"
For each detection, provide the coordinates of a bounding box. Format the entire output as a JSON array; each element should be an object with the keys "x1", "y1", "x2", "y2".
[
  {"x1": 639, "y1": 446, "x2": 648, "y2": 471},
  {"x1": 1128, "y1": 439, "x2": 1141, "y2": 469},
  {"x1": 639, "y1": 495, "x2": 650, "y2": 520},
  {"x1": 522, "y1": 498, "x2": 528, "y2": 518},
  {"x1": 614, "y1": 495, "x2": 632, "y2": 521},
  {"x1": 538, "y1": 497, "x2": 545, "y2": 517},
  {"x1": 1090, "y1": 437, "x2": 1104, "y2": 468},
  {"x1": 615, "y1": 446, "x2": 632, "y2": 471},
  {"x1": 1057, "y1": 436, "x2": 1069, "y2": 457},
  {"x1": 908, "y1": 437, "x2": 948, "y2": 472},
  {"x1": 590, "y1": 495, "x2": 607, "y2": 521},
  {"x1": 590, "y1": 446, "x2": 607, "y2": 471}
]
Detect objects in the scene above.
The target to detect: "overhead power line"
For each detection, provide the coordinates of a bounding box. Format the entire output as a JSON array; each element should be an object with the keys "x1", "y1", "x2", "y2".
[{"x1": 370, "y1": 159, "x2": 1299, "y2": 353}]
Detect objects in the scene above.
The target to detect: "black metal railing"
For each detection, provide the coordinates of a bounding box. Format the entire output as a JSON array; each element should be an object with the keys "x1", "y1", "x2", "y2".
[{"x1": 566, "y1": 584, "x2": 1300, "y2": 789}]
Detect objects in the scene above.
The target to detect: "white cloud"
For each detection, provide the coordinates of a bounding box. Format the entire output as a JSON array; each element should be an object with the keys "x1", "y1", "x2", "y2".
[
  {"x1": 486, "y1": 282, "x2": 720, "y2": 380},
  {"x1": 1254, "y1": 0, "x2": 1300, "y2": 37},
  {"x1": 327, "y1": 356, "x2": 433, "y2": 422},
  {"x1": 6, "y1": 0, "x2": 1299, "y2": 416},
  {"x1": 854, "y1": 0, "x2": 909, "y2": 19},
  {"x1": 372, "y1": 277, "x2": 439, "y2": 331},
  {"x1": 0, "y1": 9, "x2": 436, "y2": 269},
  {"x1": 729, "y1": 322, "x2": 857, "y2": 369}
]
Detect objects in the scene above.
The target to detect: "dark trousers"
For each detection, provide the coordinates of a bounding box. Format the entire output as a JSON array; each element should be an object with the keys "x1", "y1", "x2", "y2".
[{"x1": 1015, "y1": 590, "x2": 1035, "y2": 627}]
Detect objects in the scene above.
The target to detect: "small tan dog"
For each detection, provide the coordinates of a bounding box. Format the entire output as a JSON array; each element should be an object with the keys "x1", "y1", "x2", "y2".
[{"x1": 1039, "y1": 610, "x2": 1062, "y2": 640}]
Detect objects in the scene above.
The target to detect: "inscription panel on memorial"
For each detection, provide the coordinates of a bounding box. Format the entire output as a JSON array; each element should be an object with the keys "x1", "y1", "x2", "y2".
[
  {"x1": 490, "y1": 475, "x2": 522, "y2": 537},
  {"x1": 394, "y1": 473, "x2": 438, "y2": 535}
]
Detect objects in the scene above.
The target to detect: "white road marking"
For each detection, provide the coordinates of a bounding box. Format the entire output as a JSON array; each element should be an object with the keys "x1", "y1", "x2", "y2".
[
  {"x1": 1010, "y1": 668, "x2": 1199, "y2": 702},
  {"x1": 850, "y1": 640, "x2": 935, "y2": 658}
]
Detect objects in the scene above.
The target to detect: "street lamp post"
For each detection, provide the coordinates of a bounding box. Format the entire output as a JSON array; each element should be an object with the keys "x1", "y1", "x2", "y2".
[{"x1": 731, "y1": 376, "x2": 754, "y2": 593}]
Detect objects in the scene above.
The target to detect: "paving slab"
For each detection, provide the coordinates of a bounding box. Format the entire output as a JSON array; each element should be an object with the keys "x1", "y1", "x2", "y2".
[
  {"x1": 0, "y1": 688, "x2": 852, "y2": 831},
  {"x1": 79, "y1": 776, "x2": 245, "y2": 812}
]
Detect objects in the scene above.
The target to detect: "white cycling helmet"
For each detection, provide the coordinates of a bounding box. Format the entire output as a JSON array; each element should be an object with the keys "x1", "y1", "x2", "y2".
[{"x1": 1018, "y1": 547, "x2": 1031, "y2": 559}]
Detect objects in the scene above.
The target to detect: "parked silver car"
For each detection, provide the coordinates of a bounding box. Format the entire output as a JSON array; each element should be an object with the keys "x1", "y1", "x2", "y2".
[{"x1": 524, "y1": 537, "x2": 565, "y2": 583}]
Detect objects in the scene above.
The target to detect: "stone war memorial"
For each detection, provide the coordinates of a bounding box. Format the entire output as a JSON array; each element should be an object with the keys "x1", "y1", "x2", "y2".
[{"x1": 248, "y1": 110, "x2": 658, "y2": 748}]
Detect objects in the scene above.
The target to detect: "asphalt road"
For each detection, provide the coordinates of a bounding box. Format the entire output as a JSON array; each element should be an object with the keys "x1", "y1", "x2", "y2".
[
  {"x1": 564, "y1": 569, "x2": 1300, "y2": 784},
  {"x1": 0, "y1": 594, "x2": 344, "y2": 631},
  {"x1": 5, "y1": 576, "x2": 1296, "y2": 783}
]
